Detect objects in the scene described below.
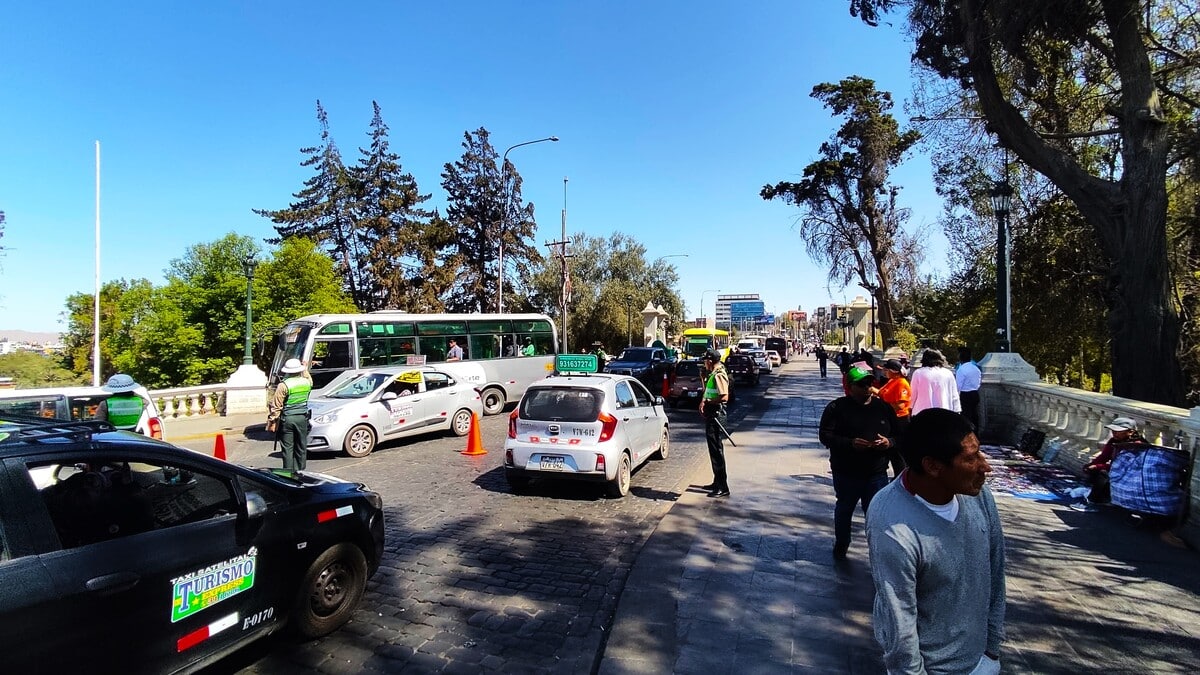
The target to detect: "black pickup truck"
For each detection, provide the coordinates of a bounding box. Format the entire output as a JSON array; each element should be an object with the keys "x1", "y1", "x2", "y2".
[
  {"x1": 604, "y1": 347, "x2": 674, "y2": 390},
  {"x1": 724, "y1": 352, "x2": 760, "y2": 386}
]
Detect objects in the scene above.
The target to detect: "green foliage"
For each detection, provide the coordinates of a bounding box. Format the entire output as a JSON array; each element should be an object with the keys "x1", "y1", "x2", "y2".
[{"x1": 0, "y1": 351, "x2": 85, "y2": 387}]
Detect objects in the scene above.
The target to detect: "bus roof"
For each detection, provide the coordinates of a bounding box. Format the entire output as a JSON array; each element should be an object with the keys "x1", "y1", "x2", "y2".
[
  {"x1": 285, "y1": 312, "x2": 555, "y2": 325},
  {"x1": 682, "y1": 327, "x2": 729, "y2": 337}
]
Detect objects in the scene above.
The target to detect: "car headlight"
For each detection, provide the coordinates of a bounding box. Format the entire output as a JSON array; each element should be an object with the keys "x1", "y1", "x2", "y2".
[{"x1": 312, "y1": 410, "x2": 338, "y2": 425}]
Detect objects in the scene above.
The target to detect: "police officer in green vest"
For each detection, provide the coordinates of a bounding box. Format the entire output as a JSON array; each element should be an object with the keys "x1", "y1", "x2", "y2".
[
  {"x1": 267, "y1": 358, "x2": 313, "y2": 472},
  {"x1": 99, "y1": 373, "x2": 146, "y2": 433},
  {"x1": 699, "y1": 349, "x2": 731, "y2": 498}
]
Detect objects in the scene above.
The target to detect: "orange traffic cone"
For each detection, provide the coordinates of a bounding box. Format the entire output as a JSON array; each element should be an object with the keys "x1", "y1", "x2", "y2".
[
  {"x1": 661, "y1": 372, "x2": 670, "y2": 398},
  {"x1": 214, "y1": 433, "x2": 227, "y2": 461},
  {"x1": 462, "y1": 412, "x2": 487, "y2": 455}
]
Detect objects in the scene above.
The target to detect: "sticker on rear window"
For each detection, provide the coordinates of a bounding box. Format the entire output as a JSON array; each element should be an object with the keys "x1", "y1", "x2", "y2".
[{"x1": 171, "y1": 548, "x2": 258, "y2": 623}]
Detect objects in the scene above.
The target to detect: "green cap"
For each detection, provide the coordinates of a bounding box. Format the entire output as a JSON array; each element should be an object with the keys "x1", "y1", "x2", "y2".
[{"x1": 848, "y1": 366, "x2": 875, "y2": 384}]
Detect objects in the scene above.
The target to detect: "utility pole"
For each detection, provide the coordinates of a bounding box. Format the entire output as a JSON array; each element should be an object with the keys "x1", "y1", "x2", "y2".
[{"x1": 545, "y1": 177, "x2": 573, "y2": 353}]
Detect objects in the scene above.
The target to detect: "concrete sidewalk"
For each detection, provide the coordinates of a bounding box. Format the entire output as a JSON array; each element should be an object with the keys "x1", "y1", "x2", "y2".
[{"x1": 600, "y1": 359, "x2": 1200, "y2": 674}]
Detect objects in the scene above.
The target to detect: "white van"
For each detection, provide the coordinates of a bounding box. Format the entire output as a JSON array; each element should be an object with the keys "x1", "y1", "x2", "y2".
[{"x1": 0, "y1": 385, "x2": 164, "y2": 439}]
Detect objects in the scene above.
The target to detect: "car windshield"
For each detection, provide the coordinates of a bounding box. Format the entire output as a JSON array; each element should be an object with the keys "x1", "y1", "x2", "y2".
[
  {"x1": 617, "y1": 348, "x2": 656, "y2": 361},
  {"x1": 325, "y1": 372, "x2": 392, "y2": 399},
  {"x1": 520, "y1": 387, "x2": 603, "y2": 422},
  {"x1": 675, "y1": 361, "x2": 701, "y2": 377}
]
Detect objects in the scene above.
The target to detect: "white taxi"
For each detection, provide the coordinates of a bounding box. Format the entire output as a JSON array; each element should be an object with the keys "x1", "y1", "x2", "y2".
[{"x1": 504, "y1": 355, "x2": 669, "y2": 497}]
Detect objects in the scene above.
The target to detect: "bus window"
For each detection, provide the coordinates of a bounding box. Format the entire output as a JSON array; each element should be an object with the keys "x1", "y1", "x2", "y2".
[
  {"x1": 311, "y1": 340, "x2": 354, "y2": 388},
  {"x1": 468, "y1": 320, "x2": 512, "y2": 360}
]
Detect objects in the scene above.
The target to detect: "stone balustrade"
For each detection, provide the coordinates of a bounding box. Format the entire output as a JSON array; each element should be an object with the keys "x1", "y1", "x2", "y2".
[
  {"x1": 149, "y1": 385, "x2": 227, "y2": 418},
  {"x1": 980, "y1": 353, "x2": 1200, "y2": 548}
]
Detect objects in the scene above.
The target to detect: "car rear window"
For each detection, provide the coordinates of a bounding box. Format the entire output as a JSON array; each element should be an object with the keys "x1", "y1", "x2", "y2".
[
  {"x1": 520, "y1": 387, "x2": 603, "y2": 422},
  {"x1": 675, "y1": 361, "x2": 701, "y2": 377}
]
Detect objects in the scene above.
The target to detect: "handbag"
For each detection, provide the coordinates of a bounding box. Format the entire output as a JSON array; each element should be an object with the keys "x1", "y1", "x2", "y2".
[{"x1": 1108, "y1": 445, "x2": 1189, "y2": 516}]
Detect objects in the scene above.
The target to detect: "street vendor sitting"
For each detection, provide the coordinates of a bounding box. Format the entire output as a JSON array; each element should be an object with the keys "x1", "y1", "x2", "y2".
[{"x1": 1084, "y1": 416, "x2": 1145, "y2": 504}]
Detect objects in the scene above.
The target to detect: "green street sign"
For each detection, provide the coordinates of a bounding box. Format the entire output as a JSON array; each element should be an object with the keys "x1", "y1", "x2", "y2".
[{"x1": 555, "y1": 353, "x2": 599, "y2": 373}]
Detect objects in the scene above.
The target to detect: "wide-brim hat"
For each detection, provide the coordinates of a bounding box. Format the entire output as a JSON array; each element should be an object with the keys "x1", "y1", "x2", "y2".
[
  {"x1": 281, "y1": 358, "x2": 305, "y2": 374},
  {"x1": 103, "y1": 373, "x2": 139, "y2": 393}
]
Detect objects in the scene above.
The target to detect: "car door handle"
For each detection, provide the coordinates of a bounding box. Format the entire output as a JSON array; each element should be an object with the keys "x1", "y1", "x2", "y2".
[{"x1": 86, "y1": 571, "x2": 141, "y2": 595}]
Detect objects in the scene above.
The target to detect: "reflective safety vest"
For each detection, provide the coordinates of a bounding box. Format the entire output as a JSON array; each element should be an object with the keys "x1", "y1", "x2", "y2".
[
  {"x1": 106, "y1": 393, "x2": 145, "y2": 430},
  {"x1": 282, "y1": 376, "x2": 313, "y2": 416},
  {"x1": 703, "y1": 365, "x2": 727, "y2": 401}
]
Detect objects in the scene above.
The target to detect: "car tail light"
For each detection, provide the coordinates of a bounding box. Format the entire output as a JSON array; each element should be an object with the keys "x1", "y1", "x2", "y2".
[
  {"x1": 598, "y1": 412, "x2": 618, "y2": 442},
  {"x1": 595, "y1": 453, "x2": 606, "y2": 472},
  {"x1": 508, "y1": 409, "x2": 519, "y2": 439},
  {"x1": 505, "y1": 448, "x2": 514, "y2": 466},
  {"x1": 148, "y1": 417, "x2": 163, "y2": 440}
]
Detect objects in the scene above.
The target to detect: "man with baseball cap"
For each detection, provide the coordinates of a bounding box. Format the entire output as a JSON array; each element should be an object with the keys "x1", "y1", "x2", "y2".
[
  {"x1": 699, "y1": 349, "x2": 731, "y2": 498},
  {"x1": 1083, "y1": 416, "x2": 1144, "y2": 503},
  {"x1": 268, "y1": 358, "x2": 313, "y2": 473},
  {"x1": 819, "y1": 364, "x2": 899, "y2": 559}
]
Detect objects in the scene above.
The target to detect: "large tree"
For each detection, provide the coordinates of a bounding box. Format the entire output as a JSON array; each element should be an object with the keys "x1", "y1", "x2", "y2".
[
  {"x1": 847, "y1": 0, "x2": 1200, "y2": 404},
  {"x1": 439, "y1": 128, "x2": 544, "y2": 313},
  {"x1": 761, "y1": 77, "x2": 922, "y2": 346}
]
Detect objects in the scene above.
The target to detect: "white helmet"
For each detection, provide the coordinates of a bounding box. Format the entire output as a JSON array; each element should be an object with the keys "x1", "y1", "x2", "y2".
[
  {"x1": 103, "y1": 373, "x2": 139, "y2": 393},
  {"x1": 281, "y1": 358, "x2": 305, "y2": 374}
]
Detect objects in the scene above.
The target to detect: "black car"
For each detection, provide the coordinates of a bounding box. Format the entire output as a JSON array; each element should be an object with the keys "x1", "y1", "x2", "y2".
[
  {"x1": 603, "y1": 346, "x2": 674, "y2": 390},
  {"x1": 725, "y1": 353, "x2": 761, "y2": 386},
  {"x1": 0, "y1": 417, "x2": 384, "y2": 675}
]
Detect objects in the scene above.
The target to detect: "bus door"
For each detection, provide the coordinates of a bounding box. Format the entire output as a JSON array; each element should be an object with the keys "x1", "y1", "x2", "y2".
[{"x1": 310, "y1": 338, "x2": 355, "y2": 389}]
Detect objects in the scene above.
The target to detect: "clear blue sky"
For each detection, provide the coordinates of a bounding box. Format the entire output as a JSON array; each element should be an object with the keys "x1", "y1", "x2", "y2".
[{"x1": 0, "y1": 0, "x2": 945, "y2": 333}]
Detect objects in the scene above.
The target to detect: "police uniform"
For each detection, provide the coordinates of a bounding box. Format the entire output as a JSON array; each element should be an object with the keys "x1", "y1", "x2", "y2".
[
  {"x1": 100, "y1": 374, "x2": 146, "y2": 432},
  {"x1": 700, "y1": 349, "x2": 731, "y2": 497},
  {"x1": 268, "y1": 359, "x2": 313, "y2": 471}
]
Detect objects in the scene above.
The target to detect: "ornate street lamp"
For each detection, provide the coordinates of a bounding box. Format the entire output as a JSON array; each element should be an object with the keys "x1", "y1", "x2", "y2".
[
  {"x1": 497, "y1": 136, "x2": 559, "y2": 313},
  {"x1": 241, "y1": 253, "x2": 258, "y2": 366},
  {"x1": 625, "y1": 294, "x2": 635, "y2": 347},
  {"x1": 990, "y1": 180, "x2": 1014, "y2": 352}
]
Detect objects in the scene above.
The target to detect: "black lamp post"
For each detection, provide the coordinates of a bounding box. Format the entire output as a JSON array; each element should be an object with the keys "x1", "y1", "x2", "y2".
[
  {"x1": 241, "y1": 253, "x2": 258, "y2": 366},
  {"x1": 990, "y1": 180, "x2": 1014, "y2": 353},
  {"x1": 625, "y1": 294, "x2": 634, "y2": 347},
  {"x1": 859, "y1": 282, "x2": 878, "y2": 349}
]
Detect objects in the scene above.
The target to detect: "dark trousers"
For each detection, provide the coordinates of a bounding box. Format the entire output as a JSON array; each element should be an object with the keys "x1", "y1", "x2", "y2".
[
  {"x1": 818, "y1": 360, "x2": 827, "y2": 377},
  {"x1": 279, "y1": 413, "x2": 311, "y2": 471},
  {"x1": 704, "y1": 405, "x2": 729, "y2": 490},
  {"x1": 960, "y1": 390, "x2": 981, "y2": 430},
  {"x1": 832, "y1": 471, "x2": 889, "y2": 547}
]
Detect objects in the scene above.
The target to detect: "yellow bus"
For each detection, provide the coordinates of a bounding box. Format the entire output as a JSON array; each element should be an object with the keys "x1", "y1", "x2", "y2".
[{"x1": 680, "y1": 327, "x2": 731, "y2": 361}]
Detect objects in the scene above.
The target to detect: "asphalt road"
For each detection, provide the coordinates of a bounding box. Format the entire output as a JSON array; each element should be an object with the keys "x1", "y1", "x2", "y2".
[{"x1": 195, "y1": 372, "x2": 771, "y2": 674}]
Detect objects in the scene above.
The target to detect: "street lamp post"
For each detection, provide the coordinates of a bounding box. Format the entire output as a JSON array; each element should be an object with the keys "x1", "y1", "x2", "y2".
[
  {"x1": 625, "y1": 294, "x2": 634, "y2": 347},
  {"x1": 240, "y1": 253, "x2": 258, "y2": 366},
  {"x1": 990, "y1": 180, "x2": 1014, "y2": 352},
  {"x1": 497, "y1": 136, "x2": 559, "y2": 313}
]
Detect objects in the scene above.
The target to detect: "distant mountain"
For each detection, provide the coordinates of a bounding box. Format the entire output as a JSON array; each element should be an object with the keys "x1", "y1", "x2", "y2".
[{"x1": 0, "y1": 330, "x2": 63, "y2": 345}]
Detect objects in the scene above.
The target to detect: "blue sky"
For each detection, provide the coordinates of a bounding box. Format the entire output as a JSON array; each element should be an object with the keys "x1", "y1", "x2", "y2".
[{"x1": 0, "y1": 1, "x2": 945, "y2": 334}]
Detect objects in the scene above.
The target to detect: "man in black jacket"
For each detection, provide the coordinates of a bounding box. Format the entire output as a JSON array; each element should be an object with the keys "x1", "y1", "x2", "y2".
[{"x1": 819, "y1": 364, "x2": 899, "y2": 559}]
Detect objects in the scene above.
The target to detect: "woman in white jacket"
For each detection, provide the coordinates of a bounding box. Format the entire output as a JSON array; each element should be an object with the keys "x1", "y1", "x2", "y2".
[{"x1": 909, "y1": 349, "x2": 962, "y2": 416}]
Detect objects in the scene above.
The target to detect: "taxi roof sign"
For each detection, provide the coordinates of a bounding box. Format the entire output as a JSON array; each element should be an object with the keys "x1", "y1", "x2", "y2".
[{"x1": 555, "y1": 353, "x2": 599, "y2": 373}]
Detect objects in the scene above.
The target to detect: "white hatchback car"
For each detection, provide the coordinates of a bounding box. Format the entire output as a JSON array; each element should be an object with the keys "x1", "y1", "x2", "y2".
[
  {"x1": 504, "y1": 373, "x2": 669, "y2": 497},
  {"x1": 746, "y1": 348, "x2": 772, "y2": 374},
  {"x1": 307, "y1": 366, "x2": 482, "y2": 457},
  {"x1": 766, "y1": 349, "x2": 782, "y2": 367}
]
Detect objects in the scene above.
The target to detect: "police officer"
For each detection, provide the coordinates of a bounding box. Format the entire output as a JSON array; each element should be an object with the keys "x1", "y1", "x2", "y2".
[
  {"x1": 267, "y1": 358, "x2": 313, "y2": 472},
  {"x1": 699, "y1": 349, "x2": 731, "y2": 498},
  {"x1": 98, "y1": 373, "x2": 146, "y2": 433}
]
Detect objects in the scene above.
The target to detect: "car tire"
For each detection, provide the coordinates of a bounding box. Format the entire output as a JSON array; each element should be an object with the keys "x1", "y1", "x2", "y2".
[
  {"x1": 343, "y1": 424, "x2": 376, "y2": 458},
  {"x1": 655, "y1": 427, "x2": 670, "y2": 460},
  {"x1": 480, "y1": 387, "x2": 507, "y2": 416},
  {"x1": 450, "y1": 408, "x2": 473, "y2": 437},
  {"x1": 506, "y1": 471, "x2": 531, "y2": 492},
  {"x1": 292, "y1": 543, "x2": 368, "y2": 639},
  {"x1": 606, "y1": 452, "x2": 632, "y2": 498}
]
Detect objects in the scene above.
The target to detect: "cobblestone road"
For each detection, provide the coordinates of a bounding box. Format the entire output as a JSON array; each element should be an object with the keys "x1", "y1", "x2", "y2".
[{"x1": 201, "y1": 377, "x2": 770, "y2": 674}]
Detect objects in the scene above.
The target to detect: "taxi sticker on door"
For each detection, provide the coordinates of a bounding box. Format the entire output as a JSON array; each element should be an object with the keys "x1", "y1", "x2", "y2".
[{"x1": 171, "y1": 548, "x2": 258, "y2": 622}]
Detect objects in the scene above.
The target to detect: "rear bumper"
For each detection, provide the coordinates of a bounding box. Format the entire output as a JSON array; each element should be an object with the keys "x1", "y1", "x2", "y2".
[{"x1": 505, "y1": 467, "x2": 610, "y2": 483}]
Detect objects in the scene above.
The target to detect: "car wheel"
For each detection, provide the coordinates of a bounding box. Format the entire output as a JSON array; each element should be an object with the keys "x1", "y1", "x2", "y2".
[
  {"x1": 343, "y1": 424, "x2": 376, "y2": 458},
  {"x1": 292, "y1": 543, "x2": 367, "y2": 639},
  {"x1": 450, "y1": 408, "x2": 473, "y2": 437},
  {"x1": 505, "y1": 471, "x2": 531, "y2": 492},
  {"x1": 655, "y1": 427, "x2": 670, "y2": 460},
  {"x1": 606, "y1": 452, "x2": 632, "y2": 498},
  {"x1": 480, "y1": 387, "x2": 507, "y2": 416}
]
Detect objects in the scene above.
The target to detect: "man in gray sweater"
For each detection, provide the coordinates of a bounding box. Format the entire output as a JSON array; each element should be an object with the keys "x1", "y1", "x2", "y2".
[{"x1": 867, "y1": 408, "x2": 1005, "y2": 675}]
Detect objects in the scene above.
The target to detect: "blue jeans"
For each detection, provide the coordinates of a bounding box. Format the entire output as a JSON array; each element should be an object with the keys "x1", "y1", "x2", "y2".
[{"x1": 832, "y1": 471, "x2": 889, "y2": 547}]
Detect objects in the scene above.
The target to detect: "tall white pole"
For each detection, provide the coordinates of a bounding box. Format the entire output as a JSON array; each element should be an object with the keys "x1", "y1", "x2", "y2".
[
  {"x1": 93, "y1": 141, "x2": 101, "y2": 386},
  {"x1": 561, "y1": 176, "x2": 568, "y2": 353}
]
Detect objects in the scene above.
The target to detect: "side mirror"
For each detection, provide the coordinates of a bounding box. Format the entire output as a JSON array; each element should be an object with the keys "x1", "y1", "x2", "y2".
[
  {"x1": 245, "y1": 491, "x2": 268, "y2": 520},
  {"x1": 380, "y1": 392, "x2": 398, "y2": 402},
  {"x1": 653, "y1": 396, "x2": 665, "y2": 406}
]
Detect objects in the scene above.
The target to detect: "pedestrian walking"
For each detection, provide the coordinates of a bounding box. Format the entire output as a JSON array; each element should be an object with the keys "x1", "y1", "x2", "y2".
[
  {"x1": 874, "y1": 358, "x2": 912, "y2": 478},
  {"x1": 816, "y1": 345, "x2": 829, "y2": 378},
  {"x1": 909, "y1": 349, "x2": 962, "y2": 416},
  {"x1": 267, "y1": 358, "x2": 313, "y2": 473},
  {"x1": 867, "y1": 408, "x2": 1005, "y2": 675},
  {"x1": 956, "y1": 347, "x2": 982, "y2": 429},
  {"x1": 97, "y1": 373, "x2": 147, "y2": 433},
  {"x1": 699, "y1": 349, "x2": 731, "y2": 498},
  {"x1": 818, "y1": 364, "x2": 899, "y2": 559}
]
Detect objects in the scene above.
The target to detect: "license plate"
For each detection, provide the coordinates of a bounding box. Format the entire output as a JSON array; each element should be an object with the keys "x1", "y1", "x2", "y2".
[
  {"x1": 540, "y1": 456, "x2": 565, "y2": 471},
  {"x1": 687, "y1": 391, "x2": 699, "y2": 397}
]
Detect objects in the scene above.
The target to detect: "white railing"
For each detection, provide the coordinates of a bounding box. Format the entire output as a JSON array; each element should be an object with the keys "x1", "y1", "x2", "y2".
[
  {"x1": 981, "y1": 362, "x2": 1200, "y2": 548},
  {"x1": 149, "y1": 385, "x2": 227, "y2": 418}
]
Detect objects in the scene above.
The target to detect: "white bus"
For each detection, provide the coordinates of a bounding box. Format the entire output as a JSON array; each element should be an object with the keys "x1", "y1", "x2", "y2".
[{"x1": 269, "y1": 312, "x2": 558, "y2": 415}]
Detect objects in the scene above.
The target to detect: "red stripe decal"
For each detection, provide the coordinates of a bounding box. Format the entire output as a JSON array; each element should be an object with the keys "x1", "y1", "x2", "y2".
[{"x1": 177, "y1": 626, "x2": 210, "y2": 652}]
